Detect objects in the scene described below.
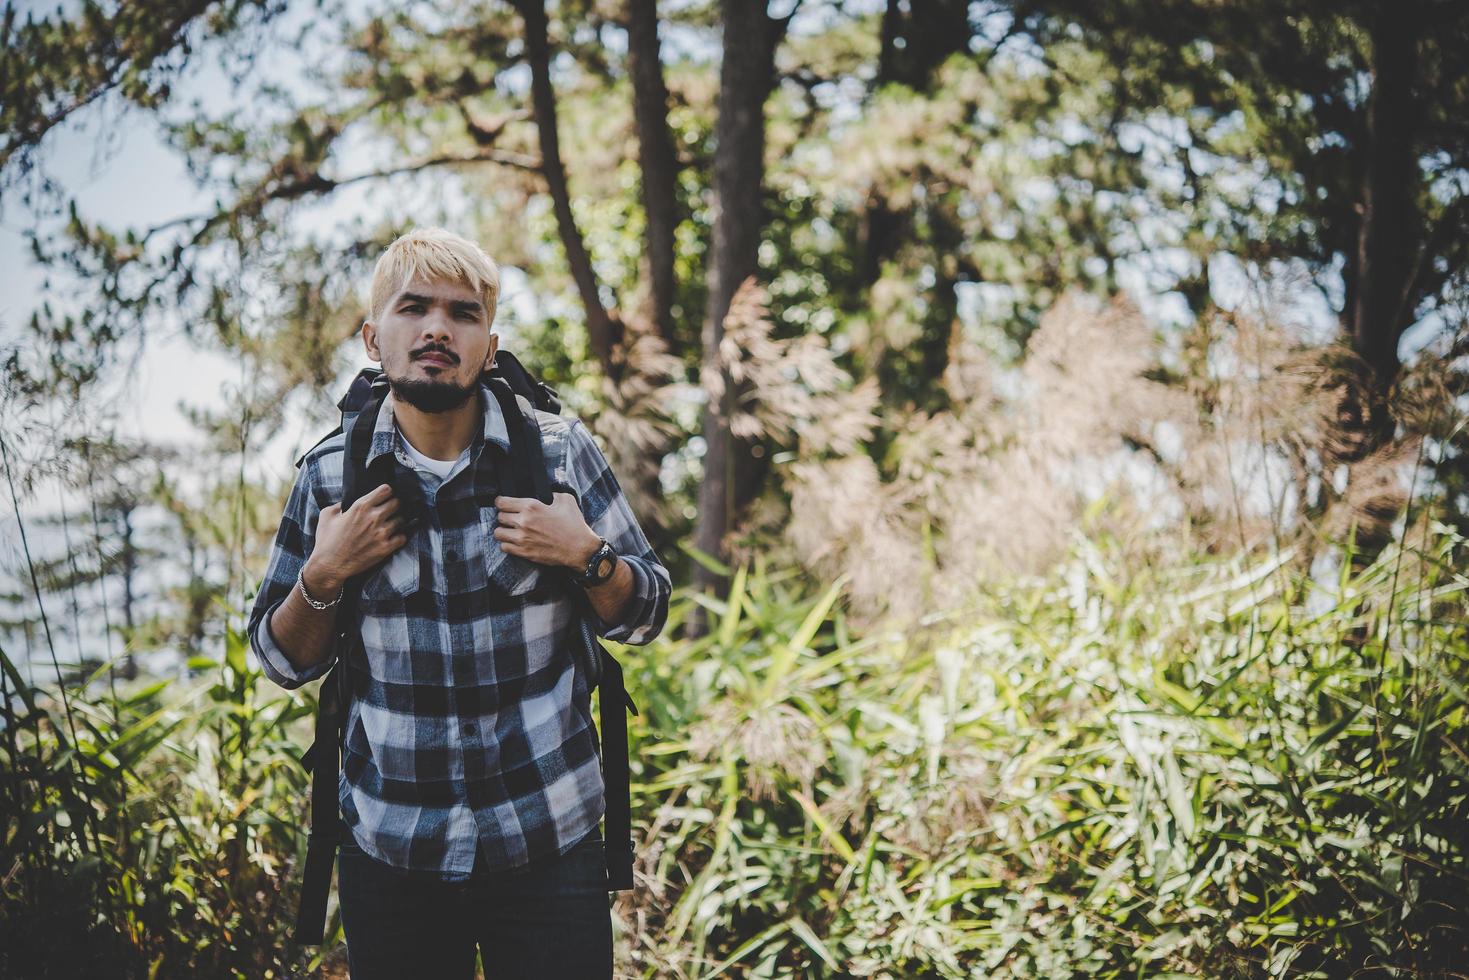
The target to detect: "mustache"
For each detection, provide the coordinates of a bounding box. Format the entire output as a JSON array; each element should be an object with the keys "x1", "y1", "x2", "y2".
[{"x1": 411, "y1": 344, "x2": 459, "y2": 364}]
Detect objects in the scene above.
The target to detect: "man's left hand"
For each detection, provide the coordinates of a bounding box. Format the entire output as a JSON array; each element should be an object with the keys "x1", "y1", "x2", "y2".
[{"x1": 493, "y1": 493, "x2": 601, "y2": 570}]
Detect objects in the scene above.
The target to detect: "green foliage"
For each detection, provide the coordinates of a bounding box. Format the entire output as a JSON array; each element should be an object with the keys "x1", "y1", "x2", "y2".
[
  {"x1": 0, "y1": 622, "x2": 321, "y2": 979},
  {"x1": 9, "y1": 0, "x2": 1469, "y2": 553},
  {"x1": 610, "y1": 529, "x2": 1469, "y2": 976},
  {"x1": 0, "y1": 0, "x2": 288, "y2": 184},
  {"x1": 3, "y1": 522, "x2": 1468, "y2": 976}
]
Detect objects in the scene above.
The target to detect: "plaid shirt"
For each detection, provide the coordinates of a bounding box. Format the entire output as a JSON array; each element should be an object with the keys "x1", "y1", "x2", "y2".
[{"x1": 247, "y1": 382, "x2": 670, "y2": 879}]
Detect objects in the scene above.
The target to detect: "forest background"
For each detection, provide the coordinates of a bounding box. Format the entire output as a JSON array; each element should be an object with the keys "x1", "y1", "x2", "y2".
[{"x1": 1, "y1": 0, "x2": 1468, "y2": 976}]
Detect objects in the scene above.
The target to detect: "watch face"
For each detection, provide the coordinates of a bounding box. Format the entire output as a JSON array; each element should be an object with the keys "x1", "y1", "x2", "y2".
[{"x1": 595, "y1": 554, "x2": 615, "y2": 580}]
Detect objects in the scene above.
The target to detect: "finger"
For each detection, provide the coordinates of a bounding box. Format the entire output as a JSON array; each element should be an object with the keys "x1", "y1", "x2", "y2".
[
  {"x1": 495, "y1": 495, "x2": 531, "y2": 512},
  {"x1": 322, "y1": 503, "x2": 341, "y2": 516},
  {"x1": 375, "y1": 496, "x2": 402, "y2": 517},
  {"x1": 492, "y1": 526, "x2": 521, "y2": 545}
]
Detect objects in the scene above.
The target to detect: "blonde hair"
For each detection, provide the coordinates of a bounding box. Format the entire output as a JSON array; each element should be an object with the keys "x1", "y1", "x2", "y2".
[{"x1": 368, "y1": 226, "x2": 500, "y2": 326}]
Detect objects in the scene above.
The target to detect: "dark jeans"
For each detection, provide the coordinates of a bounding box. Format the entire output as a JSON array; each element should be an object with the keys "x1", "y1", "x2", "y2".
[{"x1": 337, "y1": 826, "x2": 613, "y2": 979}]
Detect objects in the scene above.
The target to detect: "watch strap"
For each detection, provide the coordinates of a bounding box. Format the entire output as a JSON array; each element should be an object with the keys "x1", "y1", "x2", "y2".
[{"x1": 574, "y1": 537, "x2": 616, "y2": 586}]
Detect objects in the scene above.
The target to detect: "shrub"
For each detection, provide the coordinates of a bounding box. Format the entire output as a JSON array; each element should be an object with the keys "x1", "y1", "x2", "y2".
[
  {"x1": 3, "y1": 524, "x2": 1466, "y2": 977},
  {"x1": 1, "y1": 625, "x2": 323, "y2": 979},
  {"x1": 614, "y1": 528, "x2": 1469, "y2": 976}
]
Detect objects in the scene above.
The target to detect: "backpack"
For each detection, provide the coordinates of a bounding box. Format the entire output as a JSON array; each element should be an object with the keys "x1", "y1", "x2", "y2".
[{"x1": 290, "y1": 351, "x2": 639, "y2": 945}]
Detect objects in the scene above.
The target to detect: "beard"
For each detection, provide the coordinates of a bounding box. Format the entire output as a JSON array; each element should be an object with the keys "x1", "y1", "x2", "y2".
[{"x1": 387, "y1": 371, "x2": 480, "y2": 413}]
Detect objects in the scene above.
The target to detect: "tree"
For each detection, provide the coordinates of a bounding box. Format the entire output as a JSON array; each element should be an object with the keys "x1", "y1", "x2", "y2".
[
  {"x1": 625, "y1": 0, "x2": 681, "y2": 349},
  {"x1": 0, "y1": 0, "x2": 285, "y2": 187},
  {"x1": 690, "y1": 0, "x2": 791, "y2": 622},
  {"x1": 513, "y1": 0, "x2": 626, "y2": 380},
  {"x1": 8, "y1": 0, "x2": 1468, "y2": 654},
  {"x1": 1004, "y1": 0, "x2": 1469, "y2": 436},
  {"x1": 857, "y1": 0, "x2": 974, "y2": 404}
]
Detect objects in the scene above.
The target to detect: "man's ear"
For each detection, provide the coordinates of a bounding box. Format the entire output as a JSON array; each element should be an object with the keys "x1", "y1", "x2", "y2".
[
  {"x1": 362, "y1": 319, "x2": 381, "y2": 363},
  {"x1": 483, "y1": 332, "x2": 499, "y2": 372}
]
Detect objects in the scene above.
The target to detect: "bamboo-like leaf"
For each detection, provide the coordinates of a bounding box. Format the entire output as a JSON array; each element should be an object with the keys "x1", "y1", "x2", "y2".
[
  {"x1": 705, "y1": 920, "x2": 791, "y2": 978},
  {"x1": 791, "y1": 576, "x2": 847, "y2": 655},
  {"x1": 790, "y1": 788, "x2": 856, "y2": 862},
  {"x1": 719, "y1": 562, "x2": 748, "y2": 647},
  {"x1": 0, "y1": 642, "x2": 37, "y2": 714},
  {"x1": 787, "y1": 915, "x2": 839, "y2": 970},
  {"x1": 679, "y1": 541, "x2": 732, "y2": 577}
]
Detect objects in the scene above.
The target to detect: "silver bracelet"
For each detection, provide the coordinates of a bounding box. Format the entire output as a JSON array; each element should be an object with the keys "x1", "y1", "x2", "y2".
[{"x1": 297, "y1": 567, "x2": 344, "y2": 610}]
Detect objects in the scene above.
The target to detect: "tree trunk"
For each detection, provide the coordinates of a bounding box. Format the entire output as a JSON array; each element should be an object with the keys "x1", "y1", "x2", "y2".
[
  {"x1": 1349, "y1": 0, "x2": 1417, "y2": 400},
  {"x1": 857, "y1": 0, "x2": 971, "y2": 404},
  {"x1": 626, "y1": 0, "x2": 680, "y2": 350},
  {"x1": 1341, "y1": 1, "x2": 1419, "y2": 633},
  {"x1": 690, "y1": 0, "x2": 784, "y2": 632},
  {"x1": 515, "y1": 0, "x2": 623, "y2": 379}
]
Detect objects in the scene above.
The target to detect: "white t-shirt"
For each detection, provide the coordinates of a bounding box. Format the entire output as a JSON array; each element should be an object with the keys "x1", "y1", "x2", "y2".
[{"x1": 399, "y1": 433, "x2": 462, "y2": 483}]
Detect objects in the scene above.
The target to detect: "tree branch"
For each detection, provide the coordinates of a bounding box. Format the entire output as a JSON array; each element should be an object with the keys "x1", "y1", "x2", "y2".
[
  {"x1": 512, "y1": 0, "x2": 623, "y2": 379},
  {"x1": 0, "y1": 0, "x2": 276, "y2": 181}
]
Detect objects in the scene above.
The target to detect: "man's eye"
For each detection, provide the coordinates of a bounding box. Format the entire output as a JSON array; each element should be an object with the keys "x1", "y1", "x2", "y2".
[
  {"x1": 456, "y1": 311, "x2": 476, "y2": 320},
  {"x1": 401, "y1": 305, "x2": 424, "y2": 314}
]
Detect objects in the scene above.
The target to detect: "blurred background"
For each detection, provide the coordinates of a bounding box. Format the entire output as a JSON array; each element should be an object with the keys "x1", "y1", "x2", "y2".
[{"x1": 1, "y1": 0, "x2": 1467, "y2": 976}]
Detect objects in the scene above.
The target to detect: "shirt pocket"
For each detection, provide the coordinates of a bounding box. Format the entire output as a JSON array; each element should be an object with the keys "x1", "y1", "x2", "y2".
[
  {"x1": 360, "y1": 546, "x2": 422, "y2": 601},
  {"x1": 478, "y1": 504, "x2": 545, "y2": 599}
]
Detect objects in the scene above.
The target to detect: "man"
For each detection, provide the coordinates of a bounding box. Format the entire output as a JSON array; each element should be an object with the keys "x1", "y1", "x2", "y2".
[{"x1": 246, "y1": 226, "x2": 670, "y2": 978}]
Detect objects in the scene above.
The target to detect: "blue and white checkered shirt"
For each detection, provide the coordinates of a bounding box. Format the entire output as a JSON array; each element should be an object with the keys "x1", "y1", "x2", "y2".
[{"x1": 246, "y1": 381, "x2": 670, "y2": 878}]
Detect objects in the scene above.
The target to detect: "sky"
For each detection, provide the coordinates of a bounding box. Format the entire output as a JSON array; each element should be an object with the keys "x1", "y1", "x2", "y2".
[
  {"x1": 0, "y1": 116, "x2": 241, "y2": 447},
  {"x1": 0, "y1": 1, "x2": 321, "y2": 451}
]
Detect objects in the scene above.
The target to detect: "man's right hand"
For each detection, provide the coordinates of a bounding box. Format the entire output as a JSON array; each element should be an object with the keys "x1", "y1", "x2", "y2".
[{"x1": 303, "y1": 483, "x2": 411, "y2": 595}]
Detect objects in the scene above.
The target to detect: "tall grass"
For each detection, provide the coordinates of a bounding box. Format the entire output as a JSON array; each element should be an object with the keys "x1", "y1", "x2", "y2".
[
  {"x1": 613, "y1": 528, "x2": 1469, "y2": 977},
  {"x1": 3, "y1": 521, "x2": 1466, "y2": 977},
  {"x1": 1, "y1": 624, "x2": 322, "y2": 978}
]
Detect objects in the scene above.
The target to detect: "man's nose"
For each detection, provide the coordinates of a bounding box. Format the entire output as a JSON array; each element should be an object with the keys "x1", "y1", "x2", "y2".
[{"x1": 419, "y1": 310, "x2": 453, "y2": 343}]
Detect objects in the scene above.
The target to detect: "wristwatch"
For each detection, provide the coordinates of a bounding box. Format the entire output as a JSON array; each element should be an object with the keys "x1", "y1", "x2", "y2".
[{"x1": 573, "y1": 537, "x2": 617, "y2": 587}]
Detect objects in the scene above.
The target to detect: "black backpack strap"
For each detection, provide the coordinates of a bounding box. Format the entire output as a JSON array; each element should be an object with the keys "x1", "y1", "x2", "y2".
[
  {"x1": 490, "y1": 377, "x2": 639, "y2": 891},
  {"x1": 293, "y1": 365, "x2": 385, "y2": 471},
  {"x1": 486, "y1": 377, "x2": 553, "y2": 504},
  {"x1": 293, "y1": 648, "x2": 348, "y2": 944},
  {"x1": 295, "y1": 427, "x2": 341, "y2": 470},
  {"x1": 293, "y1": 390, "x2": 386, "y2": 946},
  {"x1": 338, "y1": 366, "x2": 387, "y2": 414},
  {"x1": 491, "y1": 350, "x2": 562, "y2": 414},
  {"x1": 296, "y1": 369, "x2": 639, "y2": 940},
  {"x1": 341, "y1": 389, "x2": 386, "y2": 510},
  {"x1": 593, "y1": 637, "x2": 639, "y2": 890}
]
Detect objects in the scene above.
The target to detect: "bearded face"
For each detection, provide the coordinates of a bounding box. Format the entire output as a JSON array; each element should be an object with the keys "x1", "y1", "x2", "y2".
[{"x1": 364, "y1": 275, "x2": 498, "y2": 413}]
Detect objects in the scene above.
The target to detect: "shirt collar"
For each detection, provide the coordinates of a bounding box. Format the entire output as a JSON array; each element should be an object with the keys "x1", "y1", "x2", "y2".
[{"x1": 365, "y1": 380, "x2": 512, "y2": 468}]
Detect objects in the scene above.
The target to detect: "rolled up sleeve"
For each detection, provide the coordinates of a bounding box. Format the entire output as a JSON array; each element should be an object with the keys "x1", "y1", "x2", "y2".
[
  {"x1": 564, "y1": 420, "x2": 671, "y2": 646},
  {"x1": 246, "y1": 456, "x2": 337, "y2": 689}
]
